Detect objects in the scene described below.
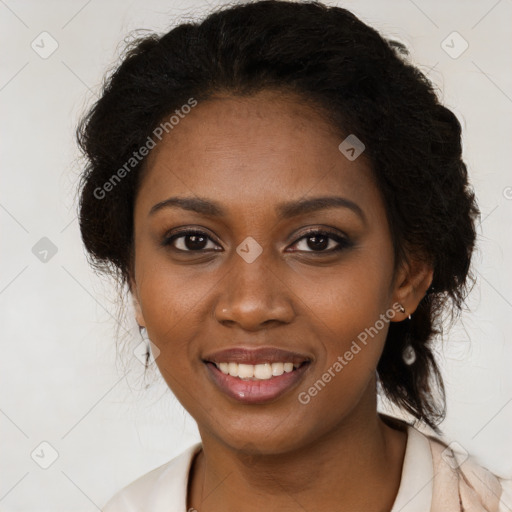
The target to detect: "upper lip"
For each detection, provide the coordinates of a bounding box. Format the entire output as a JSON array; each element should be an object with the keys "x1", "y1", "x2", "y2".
[{"x1": 203, "y1": 347, "x2": 312, "y2": 366}]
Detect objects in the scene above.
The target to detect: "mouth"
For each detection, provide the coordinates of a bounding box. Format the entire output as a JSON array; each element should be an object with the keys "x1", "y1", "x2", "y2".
[
  {"x1": 202, "y1": 347, "x2": 312, "y2": 404},
  {"x1": 210, "y1": 360, "x2": 306, "y2": 379}
]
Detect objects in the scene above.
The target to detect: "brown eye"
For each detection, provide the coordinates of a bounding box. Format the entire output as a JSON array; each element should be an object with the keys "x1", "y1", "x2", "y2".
[
  {"x1": 289, "y1": 229, "x2": 352, "y2": 253},
  {"x1": 163, "y1": 230, "x2": 219, "y2": 252}
]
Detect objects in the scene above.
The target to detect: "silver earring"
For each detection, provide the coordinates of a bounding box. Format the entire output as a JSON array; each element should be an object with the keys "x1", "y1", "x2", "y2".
[
  {"x1": 398, "y1": 304, "x2": 405, "y2": 314},
  {"x1": 403, "y1": 344, "x2": 416, "y2": 365},
  {"x1": 402, "y1": 315, "x2": 416, "y2": 365},
  {"x1": 139, "y1": 326, "x2": 151, "y2": 368}
]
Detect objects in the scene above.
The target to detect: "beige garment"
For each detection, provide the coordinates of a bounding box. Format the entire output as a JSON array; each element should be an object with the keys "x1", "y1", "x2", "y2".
[
  {"x1": 428, "y1": 434, "x2": 512, "y2": 512},
  {"x1": 102, "y1": 425, "x2": 512, "y2": 512}
]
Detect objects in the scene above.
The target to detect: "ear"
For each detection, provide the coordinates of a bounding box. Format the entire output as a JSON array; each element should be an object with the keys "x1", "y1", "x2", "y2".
[
  {"x1": 390, "y1": 255, "x2": 433, "y2": 321},
  {"x1": 129, "y1": 275, "x2": 146, "y2": 328}
]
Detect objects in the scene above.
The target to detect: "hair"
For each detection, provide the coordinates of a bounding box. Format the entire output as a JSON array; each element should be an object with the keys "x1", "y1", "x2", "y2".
[{"x1": 76, "y1": 0, "x2": 479, "y2": 433}]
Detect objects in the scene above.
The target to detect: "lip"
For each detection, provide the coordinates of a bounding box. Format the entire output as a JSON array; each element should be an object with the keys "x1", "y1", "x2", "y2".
[
  {"x1": 204, "y1": 360, "x2": 310, "y2": 404},
  {"x1": 202, "y1": 346, "x2": 312, "y2": 405},
  {"x1": 203, "y1": 347, "x2": 311, "y2": 366}
]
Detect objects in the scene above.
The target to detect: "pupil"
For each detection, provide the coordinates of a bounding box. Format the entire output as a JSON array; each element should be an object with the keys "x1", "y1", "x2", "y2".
[
  {"x1": 186, "y1": 234, "x2": 206, "y2": 250},
  {"x1": 308, "y1": 235, "x2": 328, "y2": 251}
]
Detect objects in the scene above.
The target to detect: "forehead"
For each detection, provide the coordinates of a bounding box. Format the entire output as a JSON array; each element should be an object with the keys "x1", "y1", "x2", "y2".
[{"x1": 135, "y1": 91, "x2": 380, "y2": 219}]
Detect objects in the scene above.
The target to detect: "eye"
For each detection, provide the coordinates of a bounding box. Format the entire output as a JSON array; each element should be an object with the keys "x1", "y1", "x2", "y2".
[
  {"x1": 162, "y1": 229, "x2": 220, "y2": 252},
  {"x1": 162, "y1": 228, "x2": 352, "y2": 254},
  {"x1": 289, "y1": 229, "x2": 352, "y2": 253}
]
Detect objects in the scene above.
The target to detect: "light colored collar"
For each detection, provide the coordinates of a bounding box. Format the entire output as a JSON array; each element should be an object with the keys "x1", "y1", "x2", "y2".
[
  {"x1": 149, "y1": 441, "x2": 202, "y2": 511},
  {"x1": 175, "y1": 426, "x2": 434, "y2": 512},
  {"x1": 391, "y1": 425, "x2": 434, "y2": 512},
  {"x1": 104, "y1": 426, "x2": 435, "y2": 511}
]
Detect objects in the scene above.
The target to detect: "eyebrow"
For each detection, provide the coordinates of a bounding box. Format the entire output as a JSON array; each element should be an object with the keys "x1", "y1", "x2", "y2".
[{"x1": 149, "y1": 195, "x2": 366, "y2": 223}]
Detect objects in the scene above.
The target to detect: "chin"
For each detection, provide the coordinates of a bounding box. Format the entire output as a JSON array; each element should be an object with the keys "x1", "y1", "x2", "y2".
[{"x1": 200, "y1": 413, "x2": 319, "y2": 457}]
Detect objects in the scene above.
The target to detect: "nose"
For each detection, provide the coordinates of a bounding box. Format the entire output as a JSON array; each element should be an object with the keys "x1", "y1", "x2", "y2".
[{"x1": 214, "y1": 253, "x2": 295, "y2": 331}]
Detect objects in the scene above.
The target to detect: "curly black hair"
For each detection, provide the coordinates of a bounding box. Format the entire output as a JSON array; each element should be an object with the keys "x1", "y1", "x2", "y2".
[{"x1": 76, "y1": 0, "x2": 479, "y2": 433}]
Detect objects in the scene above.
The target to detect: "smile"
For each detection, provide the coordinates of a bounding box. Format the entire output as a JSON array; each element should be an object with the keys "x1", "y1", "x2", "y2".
[
  {"x1": 214, "y1": 361, "x2": 301, "y2": 380},
  {"x1": 203, "y1": 346, "x2": 312, "y2": 404}
]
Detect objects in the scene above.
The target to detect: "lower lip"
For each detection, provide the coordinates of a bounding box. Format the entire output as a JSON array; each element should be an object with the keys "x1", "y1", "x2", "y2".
[{"x1": 205, "y1": 362, "x2": 310, "y2": 404}]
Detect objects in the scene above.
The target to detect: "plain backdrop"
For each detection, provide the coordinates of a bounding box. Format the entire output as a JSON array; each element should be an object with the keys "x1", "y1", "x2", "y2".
[{"x1": 1, "y1": 0, "x2": 511, "y2": 510}]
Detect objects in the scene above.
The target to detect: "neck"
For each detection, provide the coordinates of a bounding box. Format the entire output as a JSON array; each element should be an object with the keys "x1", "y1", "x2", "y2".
[{"x1": 188, "y1": 394, "x2": 407, "y2": 512}]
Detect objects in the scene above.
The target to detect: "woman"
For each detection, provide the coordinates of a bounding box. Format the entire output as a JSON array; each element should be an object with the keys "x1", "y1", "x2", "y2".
[{"x1": 76, "y1": 1, "x2": 511, "y2": 510}]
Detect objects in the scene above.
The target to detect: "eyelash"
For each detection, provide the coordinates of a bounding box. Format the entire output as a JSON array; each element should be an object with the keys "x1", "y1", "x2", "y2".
[{"x1": 161, "y1": 228, "x2": 352, "y2": 254}]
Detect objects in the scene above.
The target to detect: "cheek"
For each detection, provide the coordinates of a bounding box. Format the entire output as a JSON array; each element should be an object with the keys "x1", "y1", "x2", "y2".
[
  {"x1": 134, "y1": 258, "x2": 212, "y2": 371},
  {"x1": 295, "y1": 248, "x2": 394, "y2": 395},
  {"x1": 303, "y1": 298, "x2": 389, "y2": 400},
  {"x1": 302, "y1": 245, "x2": 393, "y2": 337},
  {"x1": 135, "y1": 240, "x2": 213, "y2": 323},
  {"x1": 295, "y1": 290, "x2": 391, "y2": 427}
]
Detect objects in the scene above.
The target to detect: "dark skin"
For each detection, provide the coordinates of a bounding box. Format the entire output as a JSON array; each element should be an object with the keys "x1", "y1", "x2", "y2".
[{"x1": 130, "y1": 90, "x2": 433, "y2": 511}]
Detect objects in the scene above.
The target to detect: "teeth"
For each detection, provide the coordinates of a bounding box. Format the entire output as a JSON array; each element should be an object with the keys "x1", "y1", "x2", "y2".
[
  {"x1": 254, "y1": 363, "x2": 272, "y2": 379},
  {"x1": 214, "y1": 361, "x2": 302, "y2": 380},
  {"x1": 272, "y1": 362, "x2": 284, "y2": 376},
  {"x1": 238, "y1": 364, "x2": 254, "y2": 379},
  {"x1": 228, "y1": 362, "x2": 237, "y2": 375}
]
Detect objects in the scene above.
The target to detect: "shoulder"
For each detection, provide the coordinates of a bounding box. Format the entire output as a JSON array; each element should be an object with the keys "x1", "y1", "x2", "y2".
[
  {"x1": 423, "y1": 430, "x2": 512, "y2": 512},
  {"x1": 101, "y1": 442, "x2": 202, "y2": 512}
]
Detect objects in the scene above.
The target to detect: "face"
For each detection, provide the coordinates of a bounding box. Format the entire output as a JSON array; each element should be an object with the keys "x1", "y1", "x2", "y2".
[{"x1": 130, "y1": 90, "x2": 429, "y2": 455}]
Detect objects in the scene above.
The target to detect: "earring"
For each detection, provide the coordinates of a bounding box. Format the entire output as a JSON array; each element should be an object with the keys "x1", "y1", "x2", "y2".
[
  {"x1": 398, "y1": 304, "x2": 405, "y2": 314},
  {"x1": 139, "y1": 325, "x2": 151, "y2": 368},
  {"x1": 402, "y1": 315, "x2": 416, "y2": 365}
]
